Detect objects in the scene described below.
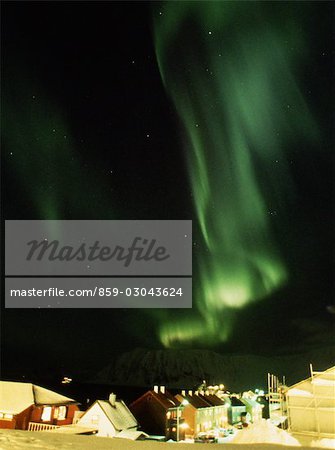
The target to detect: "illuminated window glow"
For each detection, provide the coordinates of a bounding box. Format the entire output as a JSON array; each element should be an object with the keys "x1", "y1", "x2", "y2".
[
  {"x1": 54, "y1": 406, "x2": 67, "y2": 420},
  {"x1": 41, "y1": 407, "x2": 52, "y2": 422}
]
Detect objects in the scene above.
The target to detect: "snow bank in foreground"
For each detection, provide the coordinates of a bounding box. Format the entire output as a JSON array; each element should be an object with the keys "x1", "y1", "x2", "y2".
[
  {"x1": 232, "y1": 420, "x2": 300, "y2": 446},
  {"x1": 0, "y1": 429, "x2": 329, "y2": 450}
]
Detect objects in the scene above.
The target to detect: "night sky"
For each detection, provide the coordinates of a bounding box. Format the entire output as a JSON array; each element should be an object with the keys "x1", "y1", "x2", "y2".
[{"x1": 2, "y1": 2, "x2": 334, "y2": 381}]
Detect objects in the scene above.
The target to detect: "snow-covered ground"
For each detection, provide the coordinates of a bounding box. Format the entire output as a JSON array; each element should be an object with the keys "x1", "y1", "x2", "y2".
[{"x1": 0, "y1": 429, "x2": 333, "y2": 450}]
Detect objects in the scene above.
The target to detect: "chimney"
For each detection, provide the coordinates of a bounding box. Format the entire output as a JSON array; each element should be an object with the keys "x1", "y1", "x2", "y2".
[
  {"x1": 188, "y1": 390, "x2": 193, "y2": 396},
  {"x1": 181, "y1": 390, "x2": 186, "y2": 396},
  {"x1": 160, "y1": 386, "x2": 166, "y2": 394},
  {"x1": 109, "y1": 393, "x2": 116, "y2": 407},
  {"x1": 153, "y1": 385, "x2": 159, "y2": 393}
]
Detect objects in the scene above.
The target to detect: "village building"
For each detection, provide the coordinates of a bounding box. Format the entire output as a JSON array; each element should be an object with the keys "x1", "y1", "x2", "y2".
[
  {"x1": 285, "y1": 365, "x2": 335, "y2": 439},
  {"x1": 223, "y1": 395, "x2": 247, "y2": 425},
  {"x1": 198, "y1": 391, "x2": 228, "y2": 428},
  {"x1": 175, "y1": 390, "x2": 224, "y2": 438},
  {"x1": 129, "y1": 386, "x2": 186, "y2": 441},
  {"x1": 241, "y1": 394, "x2": 263, "y2": 423},
  {"x1": 76, "y1": 393, "x2": 139, "y2": 438},
  {"x1": 0, "y1": 381, "x2": 79, "y2": 431}
]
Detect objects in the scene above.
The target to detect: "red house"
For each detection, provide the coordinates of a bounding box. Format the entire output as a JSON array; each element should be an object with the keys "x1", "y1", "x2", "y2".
[
  {"x1": 0, "y1": 381, "x2": 79, "y2": 430},
  {"x1": 129, "y1": 386, "x2": 186, "y2": 440}
]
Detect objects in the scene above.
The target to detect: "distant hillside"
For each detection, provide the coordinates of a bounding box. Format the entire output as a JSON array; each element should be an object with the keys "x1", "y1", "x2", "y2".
[{"x1": 92, "y1": 346, "x2": 335, "y2": 392}]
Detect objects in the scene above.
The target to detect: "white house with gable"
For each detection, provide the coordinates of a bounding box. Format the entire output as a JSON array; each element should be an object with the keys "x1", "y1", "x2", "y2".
[{"x1": 77, "y1": 393, "x2": 141, "y2": 438}]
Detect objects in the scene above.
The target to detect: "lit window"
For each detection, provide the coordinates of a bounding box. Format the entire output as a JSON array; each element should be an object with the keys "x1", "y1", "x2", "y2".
[
  {"x1": 3, "y1": 413, "x2": 13, "y2": 420},
  {"x1": 54, "y1": 406, "x2": 67, "y2": 420},
  {"x1": 41, "y1": 406, "x2": 52, "y2": 421},
  {"x1": 166, "y1": 411, "x2": 171, "y2": 419},
  {"x1": 0, "y1": 413, "x2": 3, "y2": 419}
]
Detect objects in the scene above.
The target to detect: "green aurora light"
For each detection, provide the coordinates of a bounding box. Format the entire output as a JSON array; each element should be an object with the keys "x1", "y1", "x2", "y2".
[
  {"x1": 154, "y1": 2, "x2": 319, "y2": 347},
  {"x1": 3, "y1": 80, "x2": 116, "y2": 220}
]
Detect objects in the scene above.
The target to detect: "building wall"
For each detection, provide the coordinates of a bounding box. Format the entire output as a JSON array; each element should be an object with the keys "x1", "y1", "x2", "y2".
[
  {"x1": 288, "y1": 408, "x2": 335, "y2": 436},
  {"x1": 196, "y1": 407, "x2": 215, "y2": 432},
  {"x1": 56, "y1": 405, "x2": 79, "y2": 426},
  {"x1": 0, "y1": 406, "x2": 32, "y2": 430},
  {"x1": 130, "y1": 394, "x2": 167, "y2": 435},
  {"x1": 212, "y1": 405, "x2": 228, "y2": 428},
  {"x1": 0, "y1": 418, "x2": 16, "y2": 429},
  {"x1": 228, "y1": 406, "x2": 246, "y2": 424},
  {"x1": 287, "y1": 374, "x2": 335, "y2": 437},
  {"x1": 174, "y1": 395, "x2": 196, "y2": 437},
  {"x1": 182, "y1": 405, "x2": 196, "y2": 437},
  {"x1": 77, "y1": 402, "x2": 116, "y2": 437},
  {"x1": 29, "y1": 404, "x2": 78, "y2": 426},
  {"x1": 166, "y1": 417, "x2": 186, "y2": 441}
]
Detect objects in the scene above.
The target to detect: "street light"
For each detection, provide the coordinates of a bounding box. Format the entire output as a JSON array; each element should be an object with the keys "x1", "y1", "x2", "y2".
[{"x1": 176, "y1": 399, "x2": 189, "y2": 442}]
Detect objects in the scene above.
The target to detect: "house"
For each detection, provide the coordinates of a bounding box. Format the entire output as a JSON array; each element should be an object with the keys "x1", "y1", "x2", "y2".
[
  {"x1": 241, "y1": 394, "x2": 263, "y2": 423},
  {"x1": 77, "y1": 393, "x2": 138, "y2": 438},
  {"x1": 285, "y1": 366, "x2": 335, "y2": 438},
  {"x1": 0, "y1": 381, "x2": 79, "y2": 430},
  {"x1": 223, "y1": 395, "x2": 246, "y2": 425},
  {"x1": 256, "y1": 395, "x2": 270, "y2": 419},
  {"x1": 198, "y1": 391, "x2": 228, "y2": 429},
  {"x1": 129, "y1": 386, "x2": 186, "y2": 441},
  {"x1": 175, "y1": 390, "x2": 217, "y2": 438}
]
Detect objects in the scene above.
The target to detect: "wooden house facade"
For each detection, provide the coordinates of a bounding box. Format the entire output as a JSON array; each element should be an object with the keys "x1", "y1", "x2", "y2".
[{"x1": 0, "y1": 381, "x2": 79, "y2": 431}]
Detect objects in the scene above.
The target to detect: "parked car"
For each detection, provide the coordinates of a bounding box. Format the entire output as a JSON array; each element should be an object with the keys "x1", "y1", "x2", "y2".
[{"x1": 195, "y1": 431, "x2": 217, "y2": 444}]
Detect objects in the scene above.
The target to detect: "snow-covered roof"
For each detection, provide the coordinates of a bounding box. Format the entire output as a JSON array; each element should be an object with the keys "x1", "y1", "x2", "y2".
[
  {"x1": 287, "y1": 366, "x2": 335, "y2": 393},
  {"x1": 287, "y1": 388, "x2": 313, "y2": 398},
  {"x1": 241, "y1": 397, "x2": 263, "y2": 409},
  {"x1": 130, "y1": 390, "x2": 181, "y2": 411},
  {"x1": 223, "y1": 396, "x2": 245, "y2": 407},
  {"x1": 0, "y1": 381, "x2": 77, "y2": 414},
  {"x1": 116, "y1": 430, "x2": 149, "y2": 440},
  {"x1": 96, "y1": 400, "x2": 138, "y2": 431},
  {"x1": 176, "y1": 393, "x2": 211, "y2": 409}
]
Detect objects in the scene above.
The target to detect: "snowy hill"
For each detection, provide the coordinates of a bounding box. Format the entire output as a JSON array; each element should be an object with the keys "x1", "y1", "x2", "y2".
[{"x1": 92, "y1": 346, "x2": 335, "y2": 391}]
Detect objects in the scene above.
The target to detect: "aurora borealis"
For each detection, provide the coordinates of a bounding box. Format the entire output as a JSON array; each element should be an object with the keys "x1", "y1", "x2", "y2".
[
  {"x1": 2, "y1": 1, "x2": 334, "y2": 381},
  {"x1": 3, "y1": 80, "x2": 116, "y2": 220},
  {"x1": 154, "y1": 2, "x2": 319, "y2": 347}
]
